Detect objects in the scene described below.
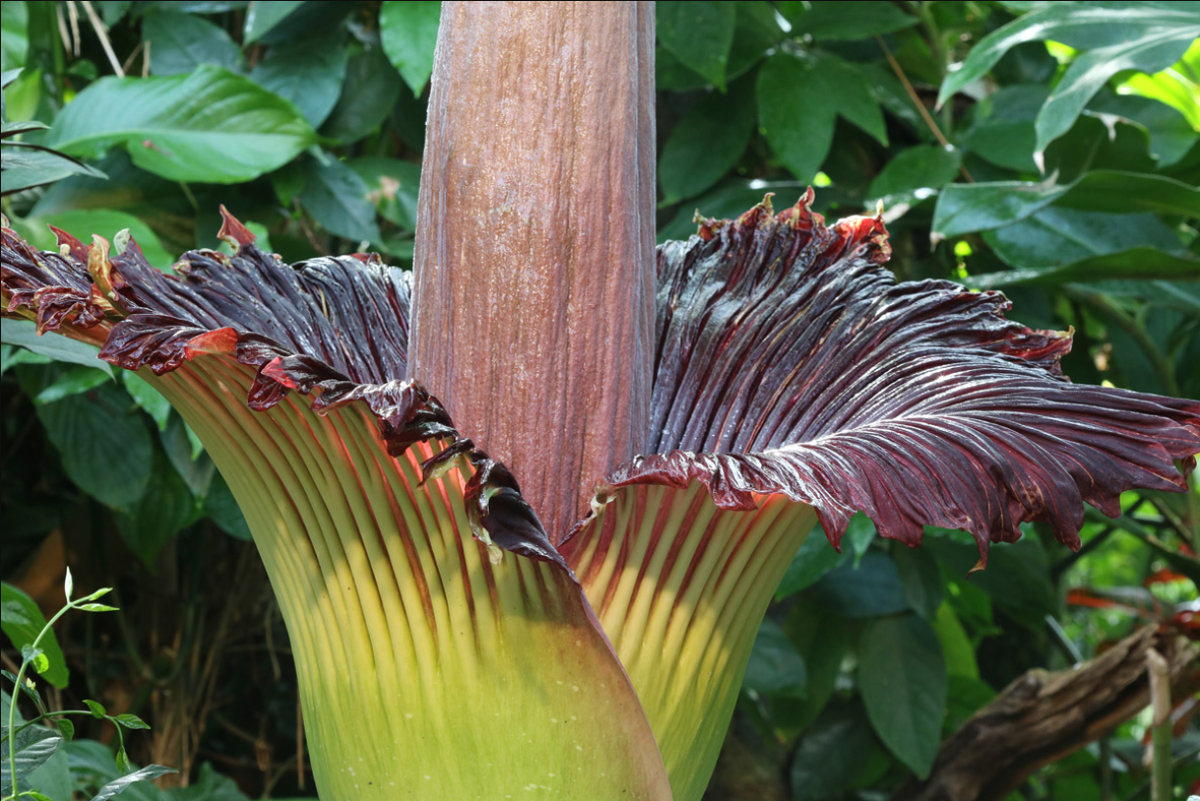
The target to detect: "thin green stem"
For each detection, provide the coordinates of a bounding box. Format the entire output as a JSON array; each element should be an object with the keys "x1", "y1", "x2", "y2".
[{"x1": 6, "y1": 603, "x2": 74, "y2": 799}]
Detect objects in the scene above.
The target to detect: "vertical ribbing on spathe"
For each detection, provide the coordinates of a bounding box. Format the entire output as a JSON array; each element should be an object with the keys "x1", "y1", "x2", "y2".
[
  {"x1": 150, "y1": 356, "x2": 671, "y2": 800},
  {"x1": 561, "y1": 484, "x2": 818, "y2": 801}
]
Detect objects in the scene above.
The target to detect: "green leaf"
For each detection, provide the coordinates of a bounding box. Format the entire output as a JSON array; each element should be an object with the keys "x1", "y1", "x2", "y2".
[
  {"x1": 380, "y1": 0, "x2": 440, "y2": 96},
  {"x1": 348, "y1": 157, "x2": 420, "y2": 230},
  {"x1": 250, "y1": 36, "x2": 347, "y2": 128},
  {"x1": 1118, "y1": 38, "x2": 1200, "y2": 128},
  {"x1": 1, "y1": 144, "x2": 108, "y2": 195},
  {"x1": 982, "y1": 207, "x2": 1183, "y2": 270},
  {"x1": 742, "y1": 619, "x2": 807, "y2": 697},
  {"x1": 924, "y1": 533, "x2": 1057, "y2": 629},
  {"x1": 659, "y1": 87, "x2": 755, "y2": 204},
  {"x1": 77, "y1": 603, "x2": 118, "y2": 612},
  {"x1": 0, "y1": 583, "x2": 68, "y2": 688},
  {"x1": 297, "y1": 152, "x2": 382, "y2": 244},
  {"x1": 47, "y1": 65, "x2": 317, "y2": 183},
  {"x1": 758, "y1": 50, "x2": 886, "y2": 182},
  {"x1": 857, "y1": 612, "x2": 947, "y2": 778},
  {"x1": 938, "y1": 1, "x2": 1200, "y2": 106},
  {"x1": 932, "y1": 603, "x2": 979, "y2": 680},
  {"x1": 33, "y1": 366, "x2": 111, "y2": 404},
  {"x1": 1, "y1": 1, "x2": 28, "y2": 73},
  {"x1": 54, "y1": 718, "x2": 73, "y2": 742},
  {"x1": 112, "y1": 713, "x2": 150, "y2": 731},
  {"x1": 0, "y1": 319, "x2": 112, "y2": 375},
  {"x1": 776, "y1": 527, "x2": 846, "y2": 599},
  {"x1": 90, "y1": 764, "x2": 176, "y2": 801},
  {"x1": 657, "y1": 179, "x2": 807, "y2": 243},
  {"x1": 775, "y1": 602, "x2": 853, "y2": 736},
  {"x1": 961, "y1": 84, "x2": 1047, "y2": 172},
  {"x1": 0, "y1": 727, "x2": 62, "y2": 797},
  {"x1": 931, "y1": 170, "x2": 1200, "y2": 241},
  {"x1": 142, "y1": 10, "x2": 243, "y2": 76},
  {"x1": 657, "y1": 1, "x2": 736, "y2": 90},
  {"x1": 811, "y1": 551, "x2": 910, "y2": 618},
  {"x1": 1090, "y1": 93, "x2": 1197, "y2": 168},
  {"x1": 893, "y1": 546, "x2": 943, "y2": 620},
  {"x1": 867, "y1": 144, "x2": 961, "y2": 201},
  {"x1": 36, "y1": 382, "x2": 154, "y2": 511},
  {"x1": 790, "y1": 701, "x2": 890, "y2": 799},
  {"x1": 25, "y1": 209, "x2": 175, "y2": 271},
  {"x1": 160, "y1": 415, "x2": 214, "y2": 496},
  {"x1": 790, "y1": 0, "x2": 918, "y2": 40},
  {"x1": 1034, "y1": 26, "x2": 1198, "y2": 155},
  {"x1": 122, "y1": 372, "x2": 171, "y2": 431},
  {"x1": 2, "y1": 669, "x2": 42, "y2": 709},
  {"x1": 115, "y1": 448, "x2": 198, "y2": 568},
  {"x1": 203, "y1": 474, "x2": 252, "y2": 540},
  {"x1": 21, "y1": 644, "x2": 48, "y2": 674},
  {"x1": 975, "y1": 249, "x2": 1200, "y2": 289},
  {"x1": 321, "y1": 46, "x2": 402, "y2": 143},
  {"x1": 242, "y1": 0, "x2": 302, "y2": 44},
  {"x1": 84, "y1": 699, "x2": 107, "y2": 718}
]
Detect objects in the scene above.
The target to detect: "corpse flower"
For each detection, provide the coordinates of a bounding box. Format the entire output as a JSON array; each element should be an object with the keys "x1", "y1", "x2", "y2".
[{"x1": 3, "y1": 4, "x2": 1199, "y2": 801}]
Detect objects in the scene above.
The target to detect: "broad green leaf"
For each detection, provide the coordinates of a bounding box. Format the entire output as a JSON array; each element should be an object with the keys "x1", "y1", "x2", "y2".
[
  {"x1": 47, "y1": 65, "x2": 316, "y2": 183},
  {"x1": 742, "y1": 619, "x2": 807, "y2": 698},
  {"x1": 962, "y1": 84, "x2": 1048, "y2": 172},
  {"x1": 657, "y1": 1, "x2": 736, "y2": 90},
  {"x1": 349, "y1": 157, "x2": 421, "y2": 230},
  {"x1": 380, "y1": 0, "x2": 440, "y2": 96},
  {"x1": 790, "y1": 0, "x2": 918, "y2": 40},
  {"x1": 26, "y1": 745, "x2": 70, "y2": 801},
  {"x1": 857, "y1": 612, "x2": 947, "y2": 778},
  {"x1": 23, "y1": 208, "x2": 175, "y2": 271},
  {"x1": 790, "y1": 701, "x2": 890, "y2": 799},
  {"x1": 1090, "y1": 93, "x2": 1196, "y2": 168},
  {"x1": 160, "y1": 415, "x2": 214, "y2": 497},
  {"x1": 36, "y1": 381, "x2": 154, "y2": 510},
  {"x1": 203, "y1": 473, "x2": 252, "y2": 540},
  {"x1": 0, "y1": 319, "x2": 112, "y2": 375},
  {"x1": 656, "y1": 3, "x2": 781, "y2": 92},
  {"x1": 659, "y1": 88, "x2": 755, "y2": 203},
  {"x1": 33, "y1": 366, "x2": 110, "y2": 404},
  {"x1": 811, "y1": 551, "x2": 910, "y2": 618},
  {"x1": 142, "y1": 10, "x2": 243, "y2": 76},
  {"x1": 939, "y1": 1, "x2": 1200, "y2": 106},
  {"x1": 775, "y1": 602, "x2": 853, "y2": 736},
  {"x1": 0, "y1": 146, "x2": 107, "y2": 195},
  {"x1": 31, "y1": 151, "x2": 195, "y2": 257},
  {"x1": 945, "y1": 675, "x2": 996, "y2": 733},
  {"x1": 321, "y1": 46, "x2": 402, "y2": 143},
  {"x1": 242, "y1": 0, "x2": 302, "y2": 44},
  {"x1": 250, "y1": 38, "x2": 347, "y2": 128},
  {"x1": 122, "y1": 372, "x2": 171, "y2": 431},
  {"x1": 776, "y1": 527, "x2": 846, "y2": 599},
  {"x1": 84, "y1": 699, "x2": 107, "y2": 718},
  {"x1": 116, "y1": 450, "x2": 198, "y2": 569},
  {"x1": 1034, "y1": 26, "x2": 1198, "y2": 154},
  {"x1": 1118, "y1": 38, "x2": 1200, "y2": 128},
  {"x1": 90, "y1": 764, "x2": 177, "y2": 801},
  {"x1": 973, "y1": 249, "x2": 1200, "y2": 288},
  {"x1": 0, "y1": 727, "x2": 62, "y2": 797},
  {"x1": 932, "y1": 603, "x2": 979, "y2": 680},
  {"x1": 924, "y1": 533, "x2": 1057, "y2": 629},
  {"x1": 982, "y1": 207, "x2": 1184, "y2": 269},
  {"x1": 0, "y1": 0, "x2": 27, "y2": 72},
  {"x1": 867, "y1": 144, "x2": 961, "y2": 201},
  {"x1": 297, "y1": 153, "x2": 382, "y2": 244},
  {"x1": 758, "y1": 50, "x2": 886, "y2": 182},
  {"x1": 893, "y1": 546, "x2": 943, "y2": 620},
  {"x1": 0, "y1": 583, "x2": 68, "y2": 688},
  {"x1": 931, "y1": 170, "x2": 1200, "y2": 240}
]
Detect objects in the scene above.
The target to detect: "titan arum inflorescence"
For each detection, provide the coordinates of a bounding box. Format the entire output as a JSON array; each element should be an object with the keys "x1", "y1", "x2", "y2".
[{"x1": 3, "y1": 3, "x2": 1199, "y2": 800}]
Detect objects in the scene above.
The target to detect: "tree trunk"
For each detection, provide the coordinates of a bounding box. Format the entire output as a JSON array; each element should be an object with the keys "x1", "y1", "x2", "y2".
[{"x1": 410, "y1": 1, "x2": 656, "y2": 542}]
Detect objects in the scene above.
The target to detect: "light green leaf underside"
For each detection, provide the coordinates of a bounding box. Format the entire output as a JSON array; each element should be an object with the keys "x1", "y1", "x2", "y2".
[
  {"x1": 564, "y1": 484, "x2": 817, "y2": 801},
  {"x1": 152, "y1": 356, "x2": 670, "y2": 801}
]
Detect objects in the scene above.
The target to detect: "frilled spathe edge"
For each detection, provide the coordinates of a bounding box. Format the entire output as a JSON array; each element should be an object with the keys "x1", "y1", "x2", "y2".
[
  {"x1": 569, "y1": 192, "x2": 1200, "y2": 564},
  {"x1": 1, "y1": 209, "x2": 566, "y2": 569}
]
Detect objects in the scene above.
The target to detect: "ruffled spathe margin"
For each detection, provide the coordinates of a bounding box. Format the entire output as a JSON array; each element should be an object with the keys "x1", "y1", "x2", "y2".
[{"x1": 589, "y1": 192, "x2": 1200, "y2": 563}]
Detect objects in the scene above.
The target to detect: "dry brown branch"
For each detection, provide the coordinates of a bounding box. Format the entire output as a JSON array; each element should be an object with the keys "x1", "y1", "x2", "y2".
[{"x1": 892, "y1": 623, "x2": 1200, "y2": 801}]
